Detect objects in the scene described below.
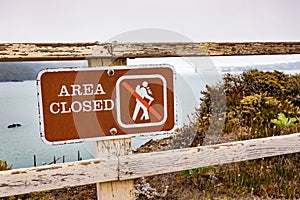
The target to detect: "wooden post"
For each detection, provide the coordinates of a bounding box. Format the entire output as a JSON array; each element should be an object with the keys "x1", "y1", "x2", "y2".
[
  {"x1": 88, "y1": 57, "x2": 135, "y2": 200},
  {"x1": 33, "y1": 155, "x2": 37, "y2": 167},
  {"x1": 78, "y1": 151, "x2": 81, "y2": 161}
]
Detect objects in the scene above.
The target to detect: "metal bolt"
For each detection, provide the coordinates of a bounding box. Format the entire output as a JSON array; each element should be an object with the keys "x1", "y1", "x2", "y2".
[
  {"x1": 107, "y1": 69, "x2": 115, "y2": 76},
  {"x1": 109, "y1": 128, "x2": 117, "y2": 135}
]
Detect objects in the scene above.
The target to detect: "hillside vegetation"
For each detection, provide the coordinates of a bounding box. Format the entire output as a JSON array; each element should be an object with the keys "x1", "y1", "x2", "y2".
[
  {"x1": 137, "y1": 70, "x2": 300, "y2": 199},
  {"x1": 189, "y1": 70, "x2": 300, "y2": 199}
]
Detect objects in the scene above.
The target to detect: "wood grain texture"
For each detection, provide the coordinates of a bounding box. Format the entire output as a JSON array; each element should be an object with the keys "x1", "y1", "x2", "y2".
[
  {"x1": 0, "y1": 133, "x2": 299, "y2": 197},
  {"x1": 118, "y1": 132, "x2": 300, "y2": 180},
  {"x1": 95, "y1": 138, "x2": 135, "y2": 200},
  {"x1": 0, "y1": 159, "x2": 118, "y2": 197},
  {"x1": 0, "y1": 42, "x2": 300, "y2": 61}
]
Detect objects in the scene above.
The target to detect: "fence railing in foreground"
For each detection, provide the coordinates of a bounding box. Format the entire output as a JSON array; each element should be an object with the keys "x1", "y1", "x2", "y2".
[
  {"x1": 0, "y1": 133, "x2": 299, "y2": 197},
  {"x1": 0, "y1": 42, "x2": 300, "y2": 198}
]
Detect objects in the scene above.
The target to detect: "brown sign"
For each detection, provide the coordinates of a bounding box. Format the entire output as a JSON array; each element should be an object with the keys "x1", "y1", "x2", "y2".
[{"x1": 37, "y1": 65, "x2": 175, "y2": 144}]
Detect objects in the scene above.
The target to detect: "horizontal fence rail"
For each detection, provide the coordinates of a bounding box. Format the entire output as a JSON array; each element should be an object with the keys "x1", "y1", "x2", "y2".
[
  {"x1": 0, "y1": 42, "x2": 300, "y2": 62},
  {"x1": 0, "y1": 133, "x2": 300, "y2": 197}
]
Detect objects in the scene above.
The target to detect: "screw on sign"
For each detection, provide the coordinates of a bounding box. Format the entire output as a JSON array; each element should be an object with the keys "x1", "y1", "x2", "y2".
[{"x1": 37, "y1": 65, "x2": 175, "y2": 144}]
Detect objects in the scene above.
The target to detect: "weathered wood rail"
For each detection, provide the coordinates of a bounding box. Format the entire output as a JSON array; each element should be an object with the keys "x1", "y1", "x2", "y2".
[
  {"x1": 1, "y1": 133, "x2": 300, "y2": 197},
  {"x1": 0, "y1": 42, "x2": 300, "y2": 61},
  {"x1": 0, "y1": 42, "x2": 300, "y2": 198}
]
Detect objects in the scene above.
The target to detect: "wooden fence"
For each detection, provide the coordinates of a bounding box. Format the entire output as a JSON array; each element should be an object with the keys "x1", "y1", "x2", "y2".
[{"x1": 0, "y1": 42, "x2": 300, "y2": 199}]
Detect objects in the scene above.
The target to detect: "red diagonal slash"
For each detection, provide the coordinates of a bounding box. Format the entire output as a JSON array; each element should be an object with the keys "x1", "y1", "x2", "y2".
[{"x1": 121, "y1": 81, "x2": 162, "y2": 121}]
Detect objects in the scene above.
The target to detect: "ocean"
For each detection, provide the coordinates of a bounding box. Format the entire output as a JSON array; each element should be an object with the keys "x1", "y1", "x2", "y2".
[{"x1": 0, "y1": 81, "x2": 95, "y2": 168}]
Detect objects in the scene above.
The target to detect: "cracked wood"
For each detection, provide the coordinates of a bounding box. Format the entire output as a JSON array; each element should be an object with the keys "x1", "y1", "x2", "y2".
[
  {"x1": 0, "y1": 133, "x2": 300, "y2": 197},
  {"x1": 0, "y1": 42, "x2": 300, "y2": 62}
]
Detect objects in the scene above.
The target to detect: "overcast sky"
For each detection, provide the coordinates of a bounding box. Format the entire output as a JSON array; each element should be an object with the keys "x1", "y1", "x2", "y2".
[
  {"x1": 0, "y1": 0, "x2": 299, "y2": 42},
  {"x1": 1, "y1": 0, "x2": 300, "y2": 66}
]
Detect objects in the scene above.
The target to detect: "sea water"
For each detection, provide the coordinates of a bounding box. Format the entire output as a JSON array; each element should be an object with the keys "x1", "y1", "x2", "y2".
[{"x1": 0, "y1": 81, "x2": 95, "y2": 168}]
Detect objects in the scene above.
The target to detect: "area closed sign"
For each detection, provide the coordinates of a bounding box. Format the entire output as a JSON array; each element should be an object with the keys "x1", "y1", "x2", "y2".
[{"x1": 37, "y1": 65, "x2": 175, "y2": 144}]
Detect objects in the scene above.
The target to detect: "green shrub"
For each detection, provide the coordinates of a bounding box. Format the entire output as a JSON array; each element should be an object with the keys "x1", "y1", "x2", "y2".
[
  {"x1": 226, "y1": 93, "x2": 300, "y2": 139},
  {"x1": 0, "y1": 160, "x2": 12, "y2": 171},
  {"x1": 271, "y1": 113, "x2": 297, "y2": 128},
  {"x1": 192, "y1": 84, "x2": 226, "y2": 146},
  {"x1": 283, "y1": 73, "x2": 300, "y2": 101},
  {"x1": 240, "y1": 70, "x2": 287, "y2": 98}
]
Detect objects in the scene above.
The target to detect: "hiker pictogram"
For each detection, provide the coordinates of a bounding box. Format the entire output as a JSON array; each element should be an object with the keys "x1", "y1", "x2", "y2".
[
  {"x1": 120, "y1": 78, "x2": 163, "y2": 124},
  {"x1": 115, "y1": 71, "x2": 174, "y2": 130},
  {"x1": 132, "y1": 81, "x2": 154, "y2": 121}
]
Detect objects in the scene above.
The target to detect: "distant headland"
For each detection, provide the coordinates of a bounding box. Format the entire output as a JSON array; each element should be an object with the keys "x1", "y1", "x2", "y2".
[
  {"x1": 0, "y1": 61, "x2": 300, "y2": 82},
  {"x1": 0, "y1": 61, "x2": 84, "y2": 82}
]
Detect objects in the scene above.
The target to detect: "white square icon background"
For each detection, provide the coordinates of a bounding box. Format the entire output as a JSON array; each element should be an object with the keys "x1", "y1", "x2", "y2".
[{"x1": 116, "y1": 74, "x2": 167, "y2": 128}]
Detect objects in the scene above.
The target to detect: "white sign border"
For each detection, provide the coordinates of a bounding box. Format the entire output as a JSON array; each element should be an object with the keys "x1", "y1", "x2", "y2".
[{"x1": 36, "y1": 64, "x2": 176, "y2": 145}]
